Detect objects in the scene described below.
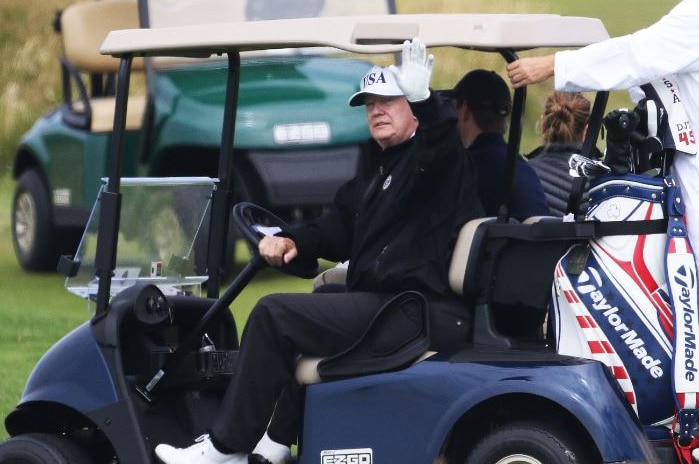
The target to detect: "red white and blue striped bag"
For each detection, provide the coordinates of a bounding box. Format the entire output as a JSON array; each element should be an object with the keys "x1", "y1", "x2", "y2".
[
  {"x1": 552, "y1": 173, "x2": 675, "y2": 427},
  {"x1": 552, "y1": 173, "x2": 699, "y2": 463},
  {"x1": 553, "y1": 75, "x2": 699, "y2": 462}
]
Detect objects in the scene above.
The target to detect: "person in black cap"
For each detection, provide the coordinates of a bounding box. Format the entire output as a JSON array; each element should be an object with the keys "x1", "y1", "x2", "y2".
[
  {"x1": 155, "y1": 38, "x2": 482, "y2": 464},
  {"x1": 444, "y1": 69, "x2": 548, "y2": 221}
]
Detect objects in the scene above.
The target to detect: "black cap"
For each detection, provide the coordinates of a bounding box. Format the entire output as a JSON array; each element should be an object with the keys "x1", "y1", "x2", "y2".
[{"x1": 442, "y1": 69, "x2": 511, "y2": 116}]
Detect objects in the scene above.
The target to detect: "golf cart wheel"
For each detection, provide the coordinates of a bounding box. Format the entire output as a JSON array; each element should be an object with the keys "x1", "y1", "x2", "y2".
[
  {"x1": 0, "y1": 433, "x2": 91, "y2": 463},
  {"x1": 466, "y1": 421, "x2": 590, "y2": 464},
  {"x1": 11, "y1": 169, "x2": 56, "y2": 271}
]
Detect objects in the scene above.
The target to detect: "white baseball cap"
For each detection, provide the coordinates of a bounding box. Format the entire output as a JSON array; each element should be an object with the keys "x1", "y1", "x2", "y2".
[{"x1": 348, "y1": 65, "x2": 405, "y2": 107}]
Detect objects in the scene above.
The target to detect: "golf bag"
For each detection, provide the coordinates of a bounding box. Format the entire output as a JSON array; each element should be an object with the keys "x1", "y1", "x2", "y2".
[
  {"x1": 551, "y1": 77, "x2": 699, "y2": 461},
  {"x1": 552, "y1": 172, "x2": 674, "y2": 425}
]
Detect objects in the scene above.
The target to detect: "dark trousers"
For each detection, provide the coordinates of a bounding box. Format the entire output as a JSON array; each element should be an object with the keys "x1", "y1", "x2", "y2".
[{"x1": 210, "y1": 291, "x2": 471, "y2": 452}]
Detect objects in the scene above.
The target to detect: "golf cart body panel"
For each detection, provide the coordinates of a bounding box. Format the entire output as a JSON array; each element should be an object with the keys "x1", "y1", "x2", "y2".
[
  {"x1": 302, "y1": 352, "x2": 654, "y2": 463},
  {"x1": 3, "y1": 11, "x2": 672, "y2": 464},
  {"x1": 148, "y1": 56, "x2": 372, "y2": 152},
  {"x1": 11, "y1": 323, "x2": 118, "y2": 412},
  {"x1": 15, "y1": 113, "x2": 142, "y2": 227}
]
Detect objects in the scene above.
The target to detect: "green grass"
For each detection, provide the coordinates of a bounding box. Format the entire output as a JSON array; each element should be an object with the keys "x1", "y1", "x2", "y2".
[
  {"x1": 0, "y1": 0, "x2": 679, "y2": 442},
  {"x1": 0, "y1": 176, "x2": 85, "y2": 433}
]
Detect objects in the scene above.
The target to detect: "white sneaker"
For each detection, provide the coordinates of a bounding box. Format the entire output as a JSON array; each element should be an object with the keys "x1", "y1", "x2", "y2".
[
  {"x1": 252, "y1": 432, "x2": 292, "y2": 464},
  {"x1": 155, "y1": 434, "x2": 247, "y2": 464}
]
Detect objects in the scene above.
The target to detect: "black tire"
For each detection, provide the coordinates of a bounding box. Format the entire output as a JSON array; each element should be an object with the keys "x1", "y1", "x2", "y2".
[
  {"x1": 11, "y1": 170, "x2": 57, "y2": 271},
  {"x1": 467, "y1": 421, "x2": 591, "y2": 464},
  {"x1": 0, "y1": 433, "x2": 92, "y2": 463}
]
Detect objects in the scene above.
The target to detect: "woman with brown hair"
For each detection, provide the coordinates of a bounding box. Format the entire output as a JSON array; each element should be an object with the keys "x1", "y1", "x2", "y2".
[{"x1": 527, "y1": 91, "x2": 594, "y2": 216}]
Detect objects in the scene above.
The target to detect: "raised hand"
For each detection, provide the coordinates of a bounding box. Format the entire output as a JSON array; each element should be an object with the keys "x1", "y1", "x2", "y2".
[{"x1": 389, "y1": 37, "x2": 434, "y2": 102}]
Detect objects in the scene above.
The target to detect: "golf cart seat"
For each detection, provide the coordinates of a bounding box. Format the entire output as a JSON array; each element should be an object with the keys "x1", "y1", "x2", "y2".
[
  {"x1": 59, "y1": 0, "x2": 146, "y2": 132},
  {"x1": 296, "y1": 216, "x2": 506, "y2": 385},
  {"x1": 296, "y1": 290, "x2": 431, "y2": 385},
  {"x1": 450, "y1": 215, "x2": 580, "y2": 345},
  {"x1": 312, "y1": 264, "x2": 348, "y2": 290},
  {"x1": 299, "y1": 213, "x2": 576, "y2": 386}
]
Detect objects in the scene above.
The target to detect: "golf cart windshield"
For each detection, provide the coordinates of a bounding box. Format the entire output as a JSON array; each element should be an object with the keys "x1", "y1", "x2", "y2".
[{"x1": 66, "y1": 177, "x2": 214, "y2": 301}]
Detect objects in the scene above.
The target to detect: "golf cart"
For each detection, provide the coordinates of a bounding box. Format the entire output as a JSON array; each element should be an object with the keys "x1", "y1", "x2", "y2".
[
  {"x1": 11, "y1": 0, "x2": 394, "y2": 273},
  {"x1": 0, "y1": 12, "x2": 675, "y2": 464}
]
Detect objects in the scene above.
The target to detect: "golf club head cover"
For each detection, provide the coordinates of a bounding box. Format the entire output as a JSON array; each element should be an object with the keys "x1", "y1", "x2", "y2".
[{"x1": 603, "y1": 108, "x2": 640, "y2": 175}]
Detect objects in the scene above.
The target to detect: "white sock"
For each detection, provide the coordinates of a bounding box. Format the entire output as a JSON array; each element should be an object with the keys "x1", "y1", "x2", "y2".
[{"x1": 252, "y1": 432, "x2": 291, "y2": 464}]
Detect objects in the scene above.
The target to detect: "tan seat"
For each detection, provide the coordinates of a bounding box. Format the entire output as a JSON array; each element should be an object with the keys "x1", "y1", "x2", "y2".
[
  {"x1": 298, "y1": 212, "x2": 582, "y2": 383},
  {"x1": 452, "y1": 215, "x2": 580, "y2": 343},
  {"x1": 60, "y1": 0, "x2": 146, "y2": 132},
  {"x1": 522, "y1": 215, "x2": 561, "y2": 224},
  {"x1": 311, "y1": 264, "x2": 348, "y2": 290},
  {"x1": 448, "y1": 217, "x2": 496, "y2": 298},
  {"x1": 71, "y1": 97, "x2": 147, "y2": 132},
  {"x1": 296, "y1": 350, "x2": 437, "y2": 385},
  {"x1": 295, "y1": 357, "x2": 325, "y2": 385}
]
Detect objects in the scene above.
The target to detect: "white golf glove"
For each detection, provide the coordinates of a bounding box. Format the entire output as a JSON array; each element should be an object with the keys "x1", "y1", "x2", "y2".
[{"x1": 389, "y1": 37, "x2": 434, "y2": 103}]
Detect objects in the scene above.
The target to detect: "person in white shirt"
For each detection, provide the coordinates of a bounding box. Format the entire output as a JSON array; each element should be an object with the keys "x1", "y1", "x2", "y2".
[
  {"x1": 507, "y1": 3, "x2": 699, "y2": 459},
  {"x1": 507, "y1": 0, "x2": 699, "y2": 267}
]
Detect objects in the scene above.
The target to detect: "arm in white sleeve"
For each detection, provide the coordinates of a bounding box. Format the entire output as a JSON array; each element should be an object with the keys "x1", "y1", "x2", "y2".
[{"x1": 555, "y1": 0, "x2": 699, "y2": 92}]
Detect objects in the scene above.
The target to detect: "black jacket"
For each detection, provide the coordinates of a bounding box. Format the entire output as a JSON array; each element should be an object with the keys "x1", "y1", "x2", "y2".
[
  {"x1": 527, "y1": 142, "x2": 591, "y2": 216},
  {"x1": 288, "y1": 94, "x2": 483, "y2": 296},
  {"x1": 468, "y1": 133, "x2": 549, "y2": 221}
]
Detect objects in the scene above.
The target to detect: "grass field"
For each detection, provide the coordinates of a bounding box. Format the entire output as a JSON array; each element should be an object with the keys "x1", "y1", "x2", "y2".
[
  {"x1": 0, "y1": 176, "x2": 86, "y2": 437},
  {"x1": 0, "y1": 0, "x2": 679, "y2": 443}
]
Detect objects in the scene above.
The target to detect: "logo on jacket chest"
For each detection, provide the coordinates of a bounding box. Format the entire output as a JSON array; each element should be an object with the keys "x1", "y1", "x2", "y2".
[{"x1": 382, "y1": 174, "x2": 392, "y2": 190}]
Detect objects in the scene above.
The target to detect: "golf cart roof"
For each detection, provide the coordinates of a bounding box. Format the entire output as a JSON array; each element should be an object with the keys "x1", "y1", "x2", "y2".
[{"x1": 101, "y1": 13, "x2": 609, "y2": 57}]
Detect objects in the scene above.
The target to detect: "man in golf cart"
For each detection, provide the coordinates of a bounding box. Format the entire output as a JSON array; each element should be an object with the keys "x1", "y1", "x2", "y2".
[
  {"x1": 445, "y1": 69, "x2": 548, "y2": 221},
  {"x1": 155, "y1": 38, "x2": 484, "y2": 464}
]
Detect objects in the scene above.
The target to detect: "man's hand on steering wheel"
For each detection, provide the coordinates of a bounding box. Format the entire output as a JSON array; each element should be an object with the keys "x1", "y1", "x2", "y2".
[
  {"x1": 233, "y1": 202, "x2": 319, "y2": 278},
  {"x1": 259, "y1": 235, "x2": 298, "y2": 267}
]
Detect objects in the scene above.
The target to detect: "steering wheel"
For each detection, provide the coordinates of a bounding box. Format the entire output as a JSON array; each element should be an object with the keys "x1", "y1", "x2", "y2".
[{"x1": 232, "y1": 202, "x2": 319, "y2": 279}]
